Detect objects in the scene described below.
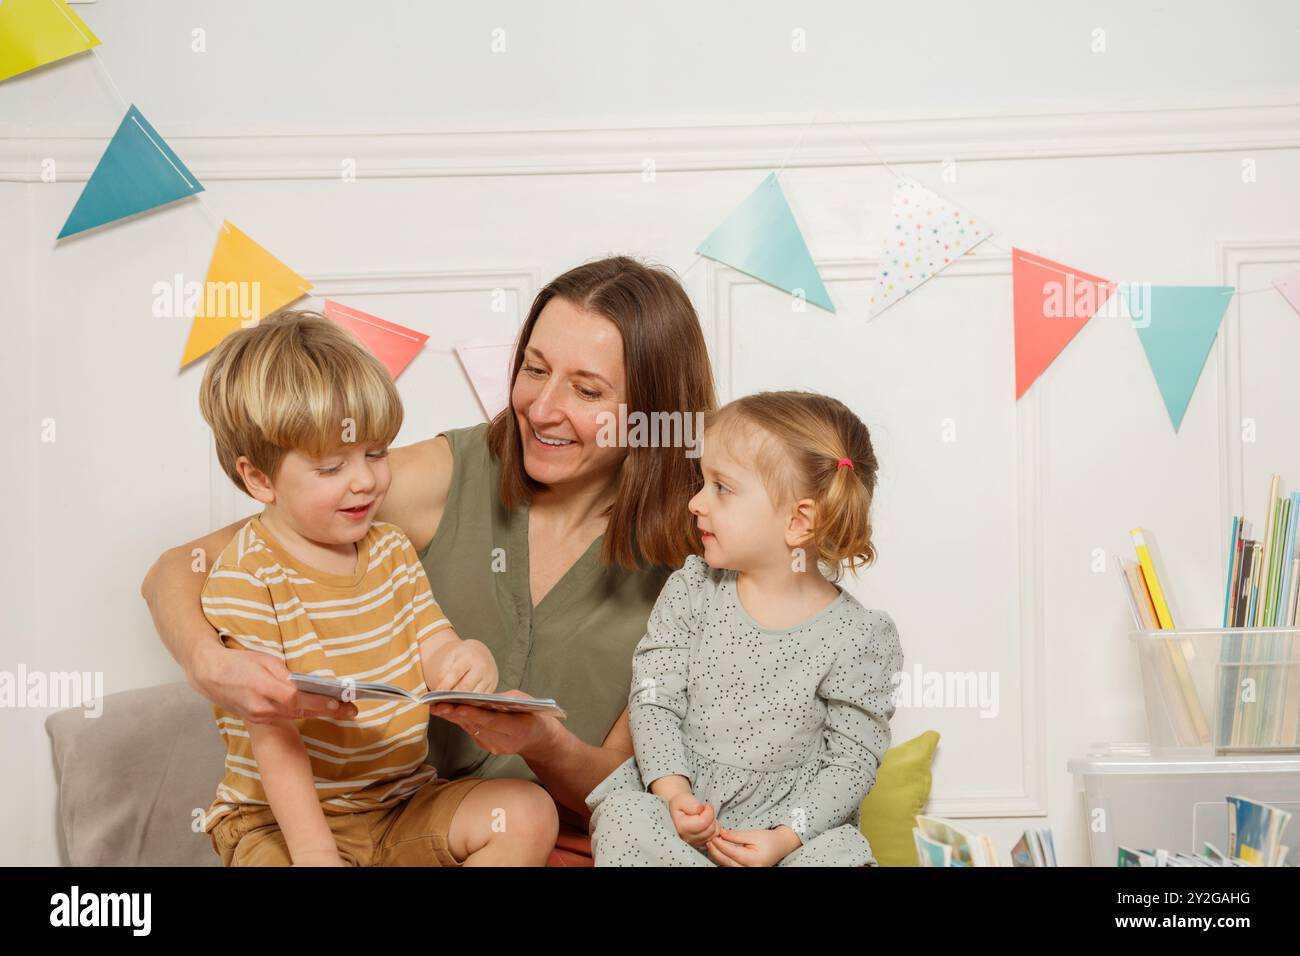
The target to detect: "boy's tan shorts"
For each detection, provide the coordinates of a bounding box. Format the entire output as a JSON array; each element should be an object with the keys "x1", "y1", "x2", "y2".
[{"x1": 209, "y1": 775, "x2": 489, "y2": 867}]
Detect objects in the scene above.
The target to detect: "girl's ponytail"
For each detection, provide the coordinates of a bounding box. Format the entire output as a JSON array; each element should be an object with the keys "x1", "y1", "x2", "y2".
[{"x1": 702, "y1": 391, "x2": 879, "y2": 583}]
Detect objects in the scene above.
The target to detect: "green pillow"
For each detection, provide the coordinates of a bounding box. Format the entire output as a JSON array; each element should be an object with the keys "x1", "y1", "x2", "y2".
[{"x1": 858, "y1": 730, "x2": 940, "y2": 867}]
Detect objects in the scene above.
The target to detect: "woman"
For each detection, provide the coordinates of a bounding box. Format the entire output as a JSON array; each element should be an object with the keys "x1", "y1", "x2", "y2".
[{"x1": 141, "y1": 255, "x2": 716, "y2": 855}]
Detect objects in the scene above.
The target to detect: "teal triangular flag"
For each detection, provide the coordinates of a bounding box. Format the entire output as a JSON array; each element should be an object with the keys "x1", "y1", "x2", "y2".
[
  {"x1": 1127, "y1": 284, "x2": 1233, "y2": 432},
  {"x1": 696, "y1": 173, "x2": 834, "y2": 313},
  {"x1": 57, "y1": 104, "x2": 203, "y2": 239}
]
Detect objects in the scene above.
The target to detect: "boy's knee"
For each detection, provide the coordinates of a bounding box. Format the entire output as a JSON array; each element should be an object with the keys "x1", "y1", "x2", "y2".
[{"x1": 486, "y1": 781, "x2": 559, "y2": 846}]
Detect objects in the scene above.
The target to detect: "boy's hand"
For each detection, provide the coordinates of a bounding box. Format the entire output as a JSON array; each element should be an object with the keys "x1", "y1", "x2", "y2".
[
  {"x1": 705, "y1": 826, "x2": 799, "y2": 867},
  {"x1": 667, "y1": 791, "x2": 720, "y2": 847},
  {"x1": 425, "y1": 638, "x2": 498, "y2": 694}
]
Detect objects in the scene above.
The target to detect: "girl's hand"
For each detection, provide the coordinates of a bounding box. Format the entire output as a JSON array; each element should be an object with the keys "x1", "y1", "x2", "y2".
[
  {"x1": 667, "y1": 791, "x2": 719, "y2": 847},
  {"x1": 705, "y1": 826, "x2": 793, "y2": 867},
  {"x1": 430, "y1": 690, "x2": 555, "y2": 757},
  {"x1": 425, "y1": 638, "x2": 499, "y2": 694}
]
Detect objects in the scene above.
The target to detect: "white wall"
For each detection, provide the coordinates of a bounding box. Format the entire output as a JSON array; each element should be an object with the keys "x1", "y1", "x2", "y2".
[{"x1": 4, "y1": 0, "x2": 1300, "y2": 866}]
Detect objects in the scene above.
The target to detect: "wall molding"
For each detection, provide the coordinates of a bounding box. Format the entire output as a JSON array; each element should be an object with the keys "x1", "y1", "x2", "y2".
[
  {"x1": 710, "y1": 253, "x2": 1049, "y2": 817},
  {"x1": 207, "y1": 267, "x2": 535, "y2": 531},
  {"x1": 1217, "y1": 239, "x2": 1300, "y2": 580},
  {"x1": 4, "y1": 101, "x2": 1299, "y2": 182}
]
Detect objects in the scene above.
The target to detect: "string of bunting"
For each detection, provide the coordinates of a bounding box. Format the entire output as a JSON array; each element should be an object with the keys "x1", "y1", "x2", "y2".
[{"x1": 9, "y1": 0, "x2": 1300, "y2": 431}]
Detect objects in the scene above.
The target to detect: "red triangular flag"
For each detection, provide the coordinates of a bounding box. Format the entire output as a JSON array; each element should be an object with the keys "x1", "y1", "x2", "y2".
[
  {"x1": 1013, "y1": 249, "x2": 1115, "y2": 399},
  {"x1": 323, "y1": 300, "x2": 428, "y2": 380}
]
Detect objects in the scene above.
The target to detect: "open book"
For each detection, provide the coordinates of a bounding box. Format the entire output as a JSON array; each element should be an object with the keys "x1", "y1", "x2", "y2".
[{"x1": 289, "y1": 673, "x2": 567, "y2": 719}]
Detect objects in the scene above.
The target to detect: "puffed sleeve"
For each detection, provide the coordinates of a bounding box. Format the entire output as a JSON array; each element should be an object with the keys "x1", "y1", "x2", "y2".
[
  {"x1": 627, "y1": 557, "x2": 708, "y2": 789},
  {"x1": 774, "y1": 608, "x2": 904, "y2": 842}
]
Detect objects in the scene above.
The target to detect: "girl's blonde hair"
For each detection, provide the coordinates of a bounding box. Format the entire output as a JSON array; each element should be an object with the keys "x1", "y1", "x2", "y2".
[
  {"x1": 198, "y1": 309, "x2": 404, "y2": 496},
  {"x1": 704, "y1": 390, "x2": 879, "y2": 582}
]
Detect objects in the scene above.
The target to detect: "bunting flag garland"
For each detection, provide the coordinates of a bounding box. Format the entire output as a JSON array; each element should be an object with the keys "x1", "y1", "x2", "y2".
[
  {"x1": 17, "y1": 22, "x2": 1297, "y2": 430},
  {"x1": 323, "y1": 300, "x2": 428, "y2": 381},
  {"x1": 454, "y1": 336, "x2": 517, "y2": 420},
  {"x1": 57, "y1": 105, "x2": 203, "y2": 239},
  {"x1": 1012, "y1": 249, "x2": 1115, "y2": 399},
  {"x1": 0, "y1": 0, "x2": 100, "y2": 84},
  {"x1": 1129, "y1": 285, "x2": 1233, "y2": 432},
  {"x1": 1274, "y1": 268, "x2": 1300, "y2": 318},
  {"x1": 868, "y1": 178, "x2": 992, "y2": 318},
  {"x1": 696, "y1": 172, "x2": 835, "y2": 313},
  {"x1": 179, "y1": 221, "x2": 312, "y2": 368}
]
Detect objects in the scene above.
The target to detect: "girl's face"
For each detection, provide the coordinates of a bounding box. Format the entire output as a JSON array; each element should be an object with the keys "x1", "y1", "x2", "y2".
[
  {"x1": 239, "y1": 442, "x2": 392, "y2": 550},
  {"x1": 688, "y1": 427, "x2": 805, "y2": 573},
  {"x1": 512, "y1": 297, "x2": 628, "y2": 492}
]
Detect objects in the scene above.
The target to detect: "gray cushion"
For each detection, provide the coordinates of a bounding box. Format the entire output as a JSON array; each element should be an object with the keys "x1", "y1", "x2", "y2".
[{"x1": 45, "y1": 681, "x2": 225, "y2": 866}]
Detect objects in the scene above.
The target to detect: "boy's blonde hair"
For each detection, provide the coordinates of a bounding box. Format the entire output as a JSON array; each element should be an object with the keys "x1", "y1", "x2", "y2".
[
  {"x1": 704, "y1": 390, "x2": 879, "y2": 582},
  {"x1": 198, "y1": 309, "x2": 404, "y2": 497}
]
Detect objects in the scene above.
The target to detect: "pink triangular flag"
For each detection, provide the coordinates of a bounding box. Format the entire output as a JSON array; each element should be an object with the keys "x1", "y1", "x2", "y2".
[
  {"x1": 1274, "y1": 268, "x2": 1300, "y2": 317},
  {"x1": 323, "y1": 300, "x2": 427, "y2": 380},
  {"x1": 455, "y1": 336, "x2": 517, "y2": 420}
]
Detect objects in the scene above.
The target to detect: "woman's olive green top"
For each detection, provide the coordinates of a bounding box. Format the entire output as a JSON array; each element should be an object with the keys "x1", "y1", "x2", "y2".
[{"x1": 417, "y1": 422, "x2": 673, "y2": 787}]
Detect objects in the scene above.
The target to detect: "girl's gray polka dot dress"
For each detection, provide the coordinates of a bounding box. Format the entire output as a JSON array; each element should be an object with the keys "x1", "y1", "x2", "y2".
[{"x1": 585, "y1": 555, "x2": 905, "y2": 867}]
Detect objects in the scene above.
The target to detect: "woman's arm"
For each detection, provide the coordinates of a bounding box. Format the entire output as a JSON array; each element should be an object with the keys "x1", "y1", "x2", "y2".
[
  {"x1": 375, "y1": 434, "x2": 453, "y2": 554},
  {"x1": 139, "y1": 519, "x2": 354, "y2": 722},
  {"x1": 139, "y1": 433, "x2": 453, "y2": 720}
]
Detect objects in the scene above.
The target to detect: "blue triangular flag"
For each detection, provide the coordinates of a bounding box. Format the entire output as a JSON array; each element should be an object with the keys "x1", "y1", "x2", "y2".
[
  {"x1": 696, "y1": 172, "x2": 834, "y2": 313},
  {"x1": 1127, "y1": 284, "x2": 1233, "y2": 432},
  {"x1": 57, "y1": 104, "x2": 203, "y2": 239}
]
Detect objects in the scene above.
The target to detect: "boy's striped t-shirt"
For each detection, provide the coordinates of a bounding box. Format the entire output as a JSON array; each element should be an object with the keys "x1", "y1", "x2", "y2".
[{"x1": 199, "y1": 514, "x2": 455, "y2": 832}]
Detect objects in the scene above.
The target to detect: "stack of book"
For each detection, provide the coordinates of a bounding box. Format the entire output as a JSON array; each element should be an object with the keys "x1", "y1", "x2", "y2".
[
  {"x1": 1118, "y1": 795, "x2": 1293, "y2": 866},
  {"x1": 1221, "y1": 474, "x2": 1300, "y2": 749},
  {"x1": 912, "y1": 817, "x2": 1057, "y2": 866},
  {"x1": 1117, "y1": 527, "x2": 1211, "y2": 746}
]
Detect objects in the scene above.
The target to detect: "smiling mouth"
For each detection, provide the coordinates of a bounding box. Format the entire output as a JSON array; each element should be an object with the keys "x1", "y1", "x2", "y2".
[{"x1": 531, "y1": 427, "x2": 576, "y2": 448}]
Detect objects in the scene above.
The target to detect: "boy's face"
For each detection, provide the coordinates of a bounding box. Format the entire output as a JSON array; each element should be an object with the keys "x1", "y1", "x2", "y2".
[
  {"x1": 688, "y1": 427, "x2": 813, "y2": 573},
  {"x1": 239, "y1": 442, "x2": 392, "y2": 547}
]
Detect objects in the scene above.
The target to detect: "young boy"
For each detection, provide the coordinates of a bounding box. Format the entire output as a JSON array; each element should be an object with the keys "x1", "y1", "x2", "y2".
[{"x1": 196, "y1": 309, "x2": 558, "y2": 866}]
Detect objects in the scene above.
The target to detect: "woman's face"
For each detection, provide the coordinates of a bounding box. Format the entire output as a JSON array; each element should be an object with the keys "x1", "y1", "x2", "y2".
[{"x1": 512, "y1": 296, "x2": 628, "y2": 492}]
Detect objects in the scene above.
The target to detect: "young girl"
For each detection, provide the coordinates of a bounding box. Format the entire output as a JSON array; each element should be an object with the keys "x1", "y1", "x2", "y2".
[{"x1": 585, "y1": 390, "x2": 904, "y2": 866}]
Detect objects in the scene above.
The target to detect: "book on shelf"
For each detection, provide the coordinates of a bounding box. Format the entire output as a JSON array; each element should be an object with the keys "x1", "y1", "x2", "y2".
[
  {"x1": 1118, "y1": 528, "x2": 1209, "y2": 745},
  {"x1": 1119, "y1": 795, "x2": 1294, "y2": 867},
  {"x1": 912, "y1": 816, "x2": 1000, "y2": 866},
  {"x1": 1219, "y1": 474, "x2": 1300, "y2": 749}
]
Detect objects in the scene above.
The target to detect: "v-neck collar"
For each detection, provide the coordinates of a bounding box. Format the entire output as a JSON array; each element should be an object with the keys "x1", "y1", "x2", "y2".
[{"x1": 508, "y1": 498, "x2": 605, "y2": 624}]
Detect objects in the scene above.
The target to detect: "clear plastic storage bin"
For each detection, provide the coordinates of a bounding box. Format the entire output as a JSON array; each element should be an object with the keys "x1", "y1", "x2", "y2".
[
  {"x1": 1069, "y1": 743, "x2": 1300, "y2": 866},
  {"x1": 1131, "y1": 628, "x2": 1300, "y2": 755}
]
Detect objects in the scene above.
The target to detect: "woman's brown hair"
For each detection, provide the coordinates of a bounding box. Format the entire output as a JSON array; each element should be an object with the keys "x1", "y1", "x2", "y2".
[
  {"x1": 704, "y1": 390, "x2": 880, "y2": 583},
  {"x1": 487, "y1": 255, "x2": 716, "y2": 571}
]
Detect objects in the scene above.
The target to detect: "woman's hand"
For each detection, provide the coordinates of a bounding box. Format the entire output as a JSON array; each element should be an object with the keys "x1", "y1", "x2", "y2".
[
  {"x1": 194, "y1": 642, "x2": 358, "y2": 724},
  {"x1": 704, "y1": 826, "x2": 798, "y2": 867},
  {"x1": 429, "y1": 690, "x2": 556, "y2": 757}
]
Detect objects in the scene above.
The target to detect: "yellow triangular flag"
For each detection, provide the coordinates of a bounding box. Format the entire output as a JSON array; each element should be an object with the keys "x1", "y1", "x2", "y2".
[
  {"x1": 180, "y1": 220, "x2": 312, "y2": 368},
  {"x1": 0, "y1": 0, "x2": 101, "y2": 83}
]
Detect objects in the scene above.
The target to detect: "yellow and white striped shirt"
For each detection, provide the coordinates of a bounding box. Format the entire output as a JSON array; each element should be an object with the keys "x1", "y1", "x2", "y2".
[{"x1": 200, "y1": 515, "x2": 454, "y2": 832}]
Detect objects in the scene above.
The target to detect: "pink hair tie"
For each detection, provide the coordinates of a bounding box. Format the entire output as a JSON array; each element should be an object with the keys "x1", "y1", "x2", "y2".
[{"x1": 836, "y1": 457, "x2": 854, "y2": 470}]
